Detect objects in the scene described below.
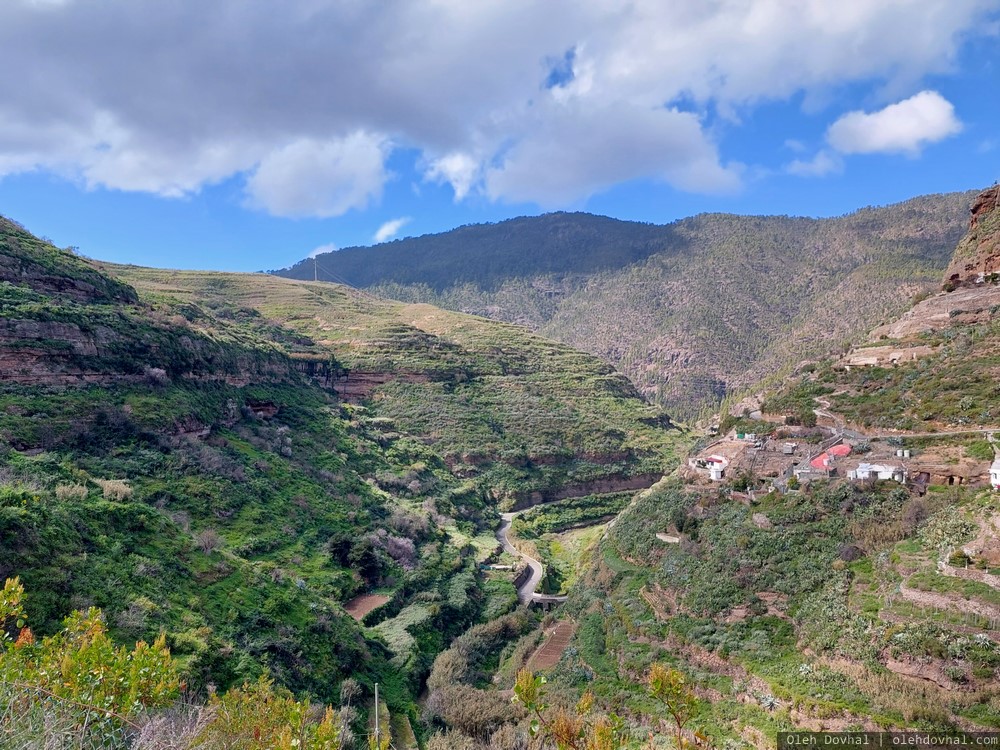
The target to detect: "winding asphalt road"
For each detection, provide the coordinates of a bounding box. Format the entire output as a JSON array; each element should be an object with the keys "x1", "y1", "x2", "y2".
[{"x1": 496, "y1": 512, "x2": 545, "y2": 604}]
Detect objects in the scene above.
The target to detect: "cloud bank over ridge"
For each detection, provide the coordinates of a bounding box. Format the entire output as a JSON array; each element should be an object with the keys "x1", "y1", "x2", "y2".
[{"x1": 0, "y1": 0, "x2": 996, "y2": 217}]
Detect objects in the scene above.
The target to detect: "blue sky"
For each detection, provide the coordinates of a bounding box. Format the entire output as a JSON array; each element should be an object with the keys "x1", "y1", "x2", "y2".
[{"x1": 0, "y1": 1, "x2": 998, "y2": 272}]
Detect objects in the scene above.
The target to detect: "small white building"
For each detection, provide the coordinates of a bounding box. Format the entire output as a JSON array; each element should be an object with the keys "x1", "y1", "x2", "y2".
[
  {"x1": 690, "y1": 454, "x2": 729, "y2": 481},
  {"x1": 849, "y1": 462, "x2": 907, "y2": 483},
  {"x1": 991, "y1": 458, "x2": 1000, "y2": 490}
]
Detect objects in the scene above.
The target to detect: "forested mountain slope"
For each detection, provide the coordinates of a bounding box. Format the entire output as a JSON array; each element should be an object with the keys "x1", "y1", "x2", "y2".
[{"x1": 275, "y1": 192, "x2": 975, "y2": 418}]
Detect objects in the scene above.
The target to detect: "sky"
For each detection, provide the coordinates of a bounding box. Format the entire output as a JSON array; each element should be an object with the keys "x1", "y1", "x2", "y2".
[{"x1": 1, "y1": 0, "x2": 999, "y2": 272}]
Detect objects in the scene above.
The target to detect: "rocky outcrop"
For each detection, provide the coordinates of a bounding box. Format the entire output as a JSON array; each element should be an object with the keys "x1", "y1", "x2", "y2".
[
  {"x1": 944, "y1": 185, "x2": 1000, "y2": 287},
  {"x1": 0, "y1": 318, "x2": 130, "y2": 385},
  {"x1": 842, "y1": 343, "x2": 936, "y2": 366},
  {"x1": 0, "y1": 317, "x2": 298, "y2": 387},
  {"x1": 869, "y1": 285, "x2": 1000, "y2": 339},
  {"x1": 0, "y1": 254, "x2": 122, "y2": 303},
  {"x1": 511, "y1": 471, "x2": 662, "y2": 509},
  {"x1": 970, "y1": 185, "x2": 1000, "y2": 232},
  {"x1": 0, "y1": 218, "x2": 138, "y2": 305},
  {"x1": 332, "y1": 370, "x2": 430, "y2": 401}
]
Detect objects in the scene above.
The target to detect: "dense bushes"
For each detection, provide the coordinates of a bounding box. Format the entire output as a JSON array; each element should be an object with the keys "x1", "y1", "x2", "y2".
[
  {"x1": 512, "y1": 492, "x2": 633, "y2": 538},
  {"x1": 0, "y1": 578, "x2": 361, "y2": 749},
  {"x1": 608, "y1": 481, "x2": 941, "y2": 616},
  {"x1": 424, "y1": 610, "x2": 536, "y2": 738}
]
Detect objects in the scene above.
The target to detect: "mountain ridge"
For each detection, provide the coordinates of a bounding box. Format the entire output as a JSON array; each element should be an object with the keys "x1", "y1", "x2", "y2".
[{"x1": 274, "y1": 191, "x2": 978, "y2": 418}]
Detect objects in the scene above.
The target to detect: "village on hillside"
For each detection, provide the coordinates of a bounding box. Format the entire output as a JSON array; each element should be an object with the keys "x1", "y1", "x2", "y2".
[
  {"x1": 687, "y1": 408, "x2": 1000, "y2": 495},
  {"x1": 691, "y1": 185, "x2": 1000, "y2": 500}
]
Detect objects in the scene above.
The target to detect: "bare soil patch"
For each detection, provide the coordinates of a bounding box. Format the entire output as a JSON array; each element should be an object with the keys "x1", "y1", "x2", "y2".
[
  {"x1": 345, "y1": 593, "x2": 391, "y2": 621},
  {"x1": 528, "y1": 620, "x2": 576, "y2": 671}
]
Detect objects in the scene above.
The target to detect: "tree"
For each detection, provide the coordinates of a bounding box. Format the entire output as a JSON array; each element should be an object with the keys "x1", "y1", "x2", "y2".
[
  {"x1": 512, "y1": 669, "x2": 623, "y2": 750},
  {"x1": 647, "y1": 664, "x2": 699, "y2": 749},
  {"x1": 513, "y1": 663, "x2": 704, "y2": 750},
  {"x1": 0, "y1": 577, "x2": 179, "y2": 745}
]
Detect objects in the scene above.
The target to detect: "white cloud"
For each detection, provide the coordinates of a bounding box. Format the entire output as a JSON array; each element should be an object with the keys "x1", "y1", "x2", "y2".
[
  {"x1": 373, "y1": 217, "x2": 411, "y2": 243},
  {"x1": 309, "y1": 243, "x2": 337, "y2": 258},
  {"x1": 245, "y1": 133, "x2": 388, "y2": 218},
  {"x1": 485, "y1": 101, "x2": 739, "y2": 206},
  {"x1": 0, "y1": 1, "x2": 994, "y2": 211},
  {"x1": 785, "y1": 150, "x2": 843, "y2": 177},
  {"x1": 425, "y1": 152, "x2": 481, "y2": 201},
  {"x1": 826, "y1": 91, "x2": 963, "y2": 156}
]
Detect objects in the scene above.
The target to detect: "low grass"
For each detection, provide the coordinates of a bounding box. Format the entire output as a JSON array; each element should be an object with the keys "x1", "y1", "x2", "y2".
[{"x1": 908, "y1": 570, "x2": 1000, "y2": 607}]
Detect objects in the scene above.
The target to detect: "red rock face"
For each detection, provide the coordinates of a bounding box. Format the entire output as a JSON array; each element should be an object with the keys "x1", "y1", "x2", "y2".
[
  {"x1": 331, "y1": 370, "x2": 430, "y2": 401},
  {"x1": 944, "y1": 186, "x2": 1000, "y2": 286},
  {"x1": 969, "y1": 185, "x2": 1000, "y2": 230}
]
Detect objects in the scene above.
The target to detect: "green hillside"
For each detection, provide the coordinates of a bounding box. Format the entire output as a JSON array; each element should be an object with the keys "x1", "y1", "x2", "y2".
[
  {"x1": 4, "y1": 189, "x2": 999, "y2": 748},
  {"x1": 275, "y1": 192, "x2": 975, "y2": 418},
  {"x1": 0, "y1": 216, "x2": 687, "y2": 730}
]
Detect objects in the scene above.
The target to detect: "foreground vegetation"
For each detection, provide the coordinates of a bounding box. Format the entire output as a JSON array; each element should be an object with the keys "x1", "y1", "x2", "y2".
[{"x1": 1, "y1": 577, "x2": 363, "y2": 749}]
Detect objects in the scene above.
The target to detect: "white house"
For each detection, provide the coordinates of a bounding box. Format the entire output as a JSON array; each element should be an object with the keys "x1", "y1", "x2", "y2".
[
  {"x1": 849, "y1": 463, "x2": 907, "y2": 483},
  {"x1": 690, "y1": 454, "x2": 729, "y2": 481},
  {"x1": 991, "y1": 458, "x2": 1000, "y2": 490}
]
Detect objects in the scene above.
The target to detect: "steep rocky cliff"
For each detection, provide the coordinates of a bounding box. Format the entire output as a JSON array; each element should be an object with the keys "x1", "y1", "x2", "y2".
[{"x1": 944, "y1": 185, "x2": 1000, "y2": 286}]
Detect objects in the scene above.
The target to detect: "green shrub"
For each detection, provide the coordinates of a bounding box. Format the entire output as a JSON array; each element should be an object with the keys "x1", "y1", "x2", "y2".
[{"x1": 966, "y1": 440, "x2": 996, "y2": 462}]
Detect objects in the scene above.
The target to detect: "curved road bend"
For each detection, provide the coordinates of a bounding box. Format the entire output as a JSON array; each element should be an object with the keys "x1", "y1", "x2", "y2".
[{"x1": 496, "y1": 512, "x2": 545, "y2": 605}]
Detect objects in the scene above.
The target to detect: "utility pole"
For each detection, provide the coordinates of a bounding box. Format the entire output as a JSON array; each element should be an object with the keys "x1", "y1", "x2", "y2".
[
  {"x1": 374, "y1": 682, "x2": 380, "y2": 749},
  {"x1": 314, "y1": 256, "x2": 318, "y2": 282}
]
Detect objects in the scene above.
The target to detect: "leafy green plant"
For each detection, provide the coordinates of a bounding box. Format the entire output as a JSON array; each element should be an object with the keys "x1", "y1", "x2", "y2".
[
  {"x1": 513, "y1": 669, "x2": 623, "y2": 750},
  {"x1": 197, "y1": 676, "x2": 346, "y2": 750},
  {"x1": 0, "y1": 577, "x2": 178, "y2": 746},
  {"x1": 647, "y1": 663, "x2": 699, "y2": 749}
]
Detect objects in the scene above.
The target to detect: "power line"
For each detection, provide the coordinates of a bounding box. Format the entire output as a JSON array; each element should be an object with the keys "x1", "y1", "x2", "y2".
[{"x1": 309, "y1": 260, "x2": 381, "y2": 301}]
